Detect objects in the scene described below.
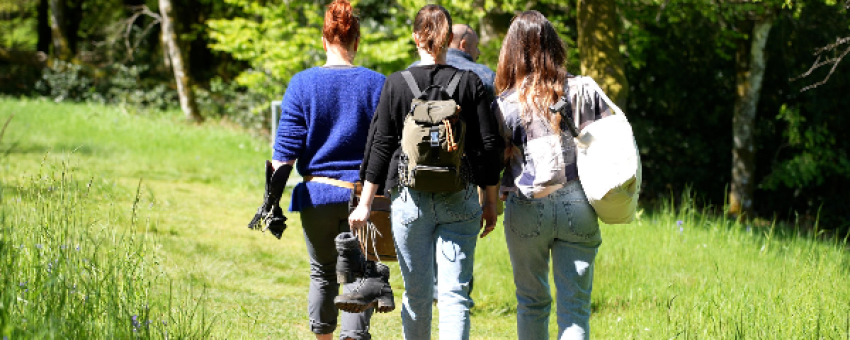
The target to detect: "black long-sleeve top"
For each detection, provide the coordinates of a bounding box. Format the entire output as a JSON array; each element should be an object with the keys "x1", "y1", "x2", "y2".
[{"x1": 360, "y1": 64, "x2": 505, "y2": 194}]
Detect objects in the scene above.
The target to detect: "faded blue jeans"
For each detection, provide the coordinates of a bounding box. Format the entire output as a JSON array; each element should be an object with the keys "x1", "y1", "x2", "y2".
[
  {"x1": 504, "y1": 181, "x2": 602, "y2": 340},
  {"x1": 391, "y1": 185, "x2": 482, "y2": 340}
]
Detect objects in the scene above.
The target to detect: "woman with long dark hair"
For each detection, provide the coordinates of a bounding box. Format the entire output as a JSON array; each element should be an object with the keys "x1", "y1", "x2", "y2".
[
  {"x1": 260, "y1": 1, "x2": 388, "y2": 339},
  {"x1": 348, "y1": 4, "x2": 504, "y2": 339},
  {"x1": 494, "y1": 11, "x2": 612, "y2": 340}
]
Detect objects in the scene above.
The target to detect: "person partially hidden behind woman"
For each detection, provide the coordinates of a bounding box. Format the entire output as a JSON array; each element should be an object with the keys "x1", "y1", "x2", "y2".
[
  {"x1": 247, "y1": 1, "x2": 392, "y2": 339},
  {"x1": 493, "y1": 11, "x2": 612, "y2": 340},
  {"x1": 348, "y1": 4, "x2": 504, "y2": 340}
]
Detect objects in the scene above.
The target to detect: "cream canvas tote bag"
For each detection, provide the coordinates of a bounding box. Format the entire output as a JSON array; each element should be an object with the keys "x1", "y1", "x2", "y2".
[{"x1": 573, "y1": 77, "x2": 641, "y2": 224}]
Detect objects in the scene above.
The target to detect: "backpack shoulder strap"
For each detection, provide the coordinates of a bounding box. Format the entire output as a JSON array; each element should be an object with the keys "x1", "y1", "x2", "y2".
[
  {"x1": 401, "y1": 70, "x2": 422, "y2": 98},
  {"x1": 445, "y1": 71, "x2": 463, "y2": 97}
]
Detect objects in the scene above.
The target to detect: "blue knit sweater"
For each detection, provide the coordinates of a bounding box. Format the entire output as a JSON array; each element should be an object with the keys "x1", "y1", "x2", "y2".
[{"x1": 273, "y1": 66, "x2": 385, "y2": 211}]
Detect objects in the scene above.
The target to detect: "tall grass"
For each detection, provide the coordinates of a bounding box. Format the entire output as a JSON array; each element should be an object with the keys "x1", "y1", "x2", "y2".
[
  {"x1": 589, "y1": 193, "x2": 850, "y2": 339},
  {"x1": 0, "y1": 161, "x2": 213, "y2": 339}
]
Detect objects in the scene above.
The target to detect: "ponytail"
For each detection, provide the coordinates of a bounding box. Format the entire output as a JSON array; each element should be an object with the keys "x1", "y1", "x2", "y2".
[{"x1": 413, "y1": 5, "x2": 452, "y2": 57}]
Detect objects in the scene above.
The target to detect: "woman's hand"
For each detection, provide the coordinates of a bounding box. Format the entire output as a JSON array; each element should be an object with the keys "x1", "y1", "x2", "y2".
[
  {"x1": 479, "y1": 203, "x2": 497, "y2": 238},
  {"x1": 348, "y1": 204, "x2": 372, "y2": 233},
  {"x1": 348, "y1": 181, "x2": 380, "y2": 233},
  {"x1": 479, "y1": 185, "x2": 500, "y2": 238}
]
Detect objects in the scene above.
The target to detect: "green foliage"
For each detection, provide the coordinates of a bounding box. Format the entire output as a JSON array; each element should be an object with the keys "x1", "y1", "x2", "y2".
[
  {"x1": 35, "y1": 60, "x2": 177, "y2": 111},
  {"x1": 762, "y1": 104, "x2": 850, "y2": 189},
  {"x1": 620, "y1": 0, "x2": 849, "y2": 224},
  {"x1": 0, "y1": 0, "x2": 38, "y2": 48},
  {"x1": 208, "y1": 1, "x2": 324, "y2": 93},
  {"x1": 206, "y1": 0, "x2": 578, "y2": 132},
  {"x1": 194, "y1": 77, "x2": 269, "y2": 133}
]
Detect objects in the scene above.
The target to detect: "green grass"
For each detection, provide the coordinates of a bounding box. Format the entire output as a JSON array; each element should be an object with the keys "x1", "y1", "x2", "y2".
[{"x1": 2, "y1": 97, "x2": 849, "y2": 339}]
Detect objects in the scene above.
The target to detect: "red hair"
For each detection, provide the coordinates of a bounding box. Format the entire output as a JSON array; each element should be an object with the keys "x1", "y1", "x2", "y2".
[
  {"x1": 323, "y1": 0, "x2": 359, "y2": 47},
  {"x1": 413, "y1": 5, "x2": 452, "y2": 57}
]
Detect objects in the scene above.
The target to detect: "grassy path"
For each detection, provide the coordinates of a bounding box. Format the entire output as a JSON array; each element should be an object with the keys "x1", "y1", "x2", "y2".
[{"x1": 3, "y1": 98, "x2": 850, "y2": 339}]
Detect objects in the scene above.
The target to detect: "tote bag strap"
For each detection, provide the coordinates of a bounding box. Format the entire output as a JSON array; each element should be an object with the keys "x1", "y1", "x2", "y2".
[{"x1": 578, "y1": 76, "x2": 626, "y2": 117}]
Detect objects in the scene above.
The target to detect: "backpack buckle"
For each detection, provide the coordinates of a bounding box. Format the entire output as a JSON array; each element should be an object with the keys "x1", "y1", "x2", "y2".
[{"x1": 429, "y1": 127, "x2": 440, "y2": 147}]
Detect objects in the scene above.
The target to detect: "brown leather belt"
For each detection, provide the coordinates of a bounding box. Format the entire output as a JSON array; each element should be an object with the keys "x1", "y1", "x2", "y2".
[{"x1": 303, "y1": 176, "x2": 357, "y2": 190}]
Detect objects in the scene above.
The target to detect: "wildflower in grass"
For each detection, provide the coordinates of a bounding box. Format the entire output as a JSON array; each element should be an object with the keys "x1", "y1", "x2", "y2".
[
  {"x1": 132, "y1": 315, "x2": 141, "y2": 331},
  {"x1": 677, "y1": 220, "x2": 684, "y2": 234},
  {"x1": 36, "y1": 244, "x2": 43, "y2": 249}
]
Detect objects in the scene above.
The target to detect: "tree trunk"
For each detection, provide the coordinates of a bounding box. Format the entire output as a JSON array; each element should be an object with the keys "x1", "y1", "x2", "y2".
[
  {"x1": 577, "y1": 0, "x2": 629, "y2": 108},
  {"x1": 159, "y1": 0, "x2": 203, "y2": 123},
  {"x1": 65, "y1": 0, "x2": 84, "y2": 56},
  {"x1": 37, "y1": 0, "x2": 51, "y2": 53},
  {"x1": 729, "y1": 15, "x2": 774, "y2": 218},
  {"x1": 478, "y1": 11, "x2": 506, "y2": 46},
  {"x1": 48, "y1": 0, "x2": 70, "y2": 59}
]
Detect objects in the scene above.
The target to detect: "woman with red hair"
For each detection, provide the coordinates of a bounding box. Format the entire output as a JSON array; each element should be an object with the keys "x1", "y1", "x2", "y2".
[{"x1": 266, "y1": 1, "x2": 387, "y2": 339}]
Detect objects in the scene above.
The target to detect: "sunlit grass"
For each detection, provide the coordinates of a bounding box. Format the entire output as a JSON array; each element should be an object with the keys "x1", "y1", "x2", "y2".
[
  {"x1": 2, "y1": 97, "x2": 849, "y2": 339},
  {"x1": 0, "y1": 161, "x2": 213, "y2": 338}
]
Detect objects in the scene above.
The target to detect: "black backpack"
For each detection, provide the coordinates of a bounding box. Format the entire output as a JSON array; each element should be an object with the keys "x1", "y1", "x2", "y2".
[{"x1": 397, "y1": 70, "x2": 467, "y2": 193}]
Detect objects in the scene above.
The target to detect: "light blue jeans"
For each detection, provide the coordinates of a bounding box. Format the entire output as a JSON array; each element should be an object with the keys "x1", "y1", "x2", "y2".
[
  {"x1": 391, "y1": 185, "x2": 482, "y2": 340},
  {"x1": 504, "y1": 181, "x2": 602, "y2": 340}
]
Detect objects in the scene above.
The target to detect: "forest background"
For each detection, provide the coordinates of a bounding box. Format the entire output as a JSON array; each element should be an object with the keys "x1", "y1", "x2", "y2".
[{"x1": 1, "y1": 0, "x2": 848, "y2": 229}]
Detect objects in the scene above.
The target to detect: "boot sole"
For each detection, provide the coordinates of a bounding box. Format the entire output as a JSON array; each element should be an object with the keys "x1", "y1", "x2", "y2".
[{"x1": 334, "y1": 296, "x2": 395, "y2": 314}]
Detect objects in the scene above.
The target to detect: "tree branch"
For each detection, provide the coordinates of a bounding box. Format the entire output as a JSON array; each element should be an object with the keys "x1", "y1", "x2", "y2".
[
  {"x1": 791, "y1": 36, "x2": 850, "y2": 91},
  {"x1": 121, "y1": 5, "x2": 161, "y2": 61}
]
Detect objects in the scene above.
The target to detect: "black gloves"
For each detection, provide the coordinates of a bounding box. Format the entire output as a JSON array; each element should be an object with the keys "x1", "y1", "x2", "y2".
[{"x1": 248, "y1": 160, "x2": 292, "y2": 239}]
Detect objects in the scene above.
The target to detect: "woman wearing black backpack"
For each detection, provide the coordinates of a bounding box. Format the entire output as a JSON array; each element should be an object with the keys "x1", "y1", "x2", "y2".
[{"x1": 347, "y1": 5, "x2": 504, "y2": 339}]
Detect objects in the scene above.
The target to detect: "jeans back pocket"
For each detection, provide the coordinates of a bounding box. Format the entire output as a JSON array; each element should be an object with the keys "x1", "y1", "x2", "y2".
[
  {"x1": 563, "y1": 199, "x2": 600, "y2": 240},
  {"x1": 506, "y1": 195, "x2": 543, "y2": 238}
]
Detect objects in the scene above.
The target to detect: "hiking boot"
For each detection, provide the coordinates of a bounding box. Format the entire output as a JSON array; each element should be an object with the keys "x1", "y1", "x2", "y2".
[
  {"x1": 334, "y1": 261, "x2": 395, "y2": 313},
  {"x1": 335, "y1": 232, "x2": 366, "y2": 284}
]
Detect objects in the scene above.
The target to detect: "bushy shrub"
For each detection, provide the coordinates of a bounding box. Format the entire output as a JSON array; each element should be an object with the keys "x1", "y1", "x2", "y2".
[
  {"x1": 195, "y1": 75, "x2": 274, "y2": 134},
  {"x1": 35, "y1": 60, "x2": 177, "y2": 112}
]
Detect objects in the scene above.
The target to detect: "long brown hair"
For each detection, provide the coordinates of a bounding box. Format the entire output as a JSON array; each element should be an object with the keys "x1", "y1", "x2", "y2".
[
  {"x1": 323, "y1": 0, "x2": 359, "y2": 47},
  {"x1": 494, "y1": 11, "x2": 568, "y2": 132},
  {"x1": 413, "y1": 5, "x2": 452, "y2": 57}
]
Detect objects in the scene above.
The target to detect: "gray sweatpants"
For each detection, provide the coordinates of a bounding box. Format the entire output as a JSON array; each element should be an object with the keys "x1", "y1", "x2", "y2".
[{"x1": 301, "y1": 203, "x2": 373, "y2": 340}]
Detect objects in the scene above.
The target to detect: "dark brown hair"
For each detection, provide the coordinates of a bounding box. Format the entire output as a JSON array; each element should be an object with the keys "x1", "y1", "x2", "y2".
[
  {"x1": 413, "y1": 5, "x2": 452, "y2": 57},
  {"x1": 494, "y1": 11, "x2": 568, "y2": 132},
  {"x1": 323, "y1": 0, "x2": 359, "y2": 47}
]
